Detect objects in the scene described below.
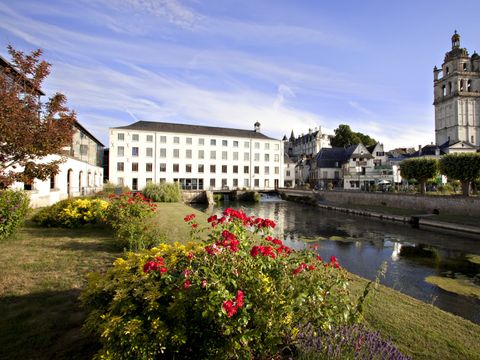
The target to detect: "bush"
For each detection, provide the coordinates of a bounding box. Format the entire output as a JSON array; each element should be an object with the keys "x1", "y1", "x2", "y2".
[
  {"x1": 296, "y1": 323, "x2": 410, "y2": 360},
  {"x1": 32, "y1": 198, "x2": 108, "y2": 228},
  {"x1": 82, "y1": 209, "x2": 369, "y2": 359},
  {"x1": 99, "y1": 181, "x2": 130, "y2": 197},
  {"x1": 0, "y1": 189, "x2": 29, "y2": 240},
  {"x1": 106, "y1": 192, "x2": 162, "y2": 251},
  {"x1": 142, "y1": 182, "x2": 181, "y2": 203}
]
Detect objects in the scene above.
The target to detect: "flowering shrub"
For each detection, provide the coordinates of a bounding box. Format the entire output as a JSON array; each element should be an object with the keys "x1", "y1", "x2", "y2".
[
  {"x1": 0, "y1": 189, "x2": 29, "y2": 240},
  {"x1": 296, "y1": 323, "x2": 410, "y2": 360},
  {"x1": 82, "y1": 208, "x2": 369, "y2": 359},
  {"x1": 32, "y1": 197, "x2": 108, "y2": 228},
  {"x1": 106, "y1": 192, "x2": 162, "y2": 250}
]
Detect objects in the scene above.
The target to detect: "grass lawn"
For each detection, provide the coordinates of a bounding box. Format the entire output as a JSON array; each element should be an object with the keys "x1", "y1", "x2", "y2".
[{"x1": 0, "y1": 202, "x2": 479, "y2": 359}]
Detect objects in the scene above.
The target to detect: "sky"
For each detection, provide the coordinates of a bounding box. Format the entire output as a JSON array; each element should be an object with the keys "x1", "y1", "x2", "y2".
[{"x1": 1, "y1": 0, "x2": 480, "y2": 151}]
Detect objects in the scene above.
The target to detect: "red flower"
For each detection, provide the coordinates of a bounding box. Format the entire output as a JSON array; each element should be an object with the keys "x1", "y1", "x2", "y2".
[
  {"x1": 222, "y1": 300, "x2": 237, "y2": 318},
  {"x1": 250, "y1": 245, "x2": 263, "y2": 257},
  {"x1": 159, "y1": 267, "x2": 168, "y2": 273},
  {"x1": 316, "y1": 255, "x2": 323, "y2": 262},
  {"x1": 207, "y1": 215, "x2": 218, "y2": 223},
  {"x1": 191, "y1": 223, "x2": 198, "y2": 228},
  {"x1": 183, "y1": 280, "x2": 191, "y2": 289},
  {"x1": 187, "y1": 252, "x2": 194, "y2": 260},
  {"x1": 184, "y1": 213, "x2": 196, "y2": 222},
  {"x1": 236, "y1": 290, "x2": 244, "y2": 308},
  {"x1": 201, "y1": 279, "x2": 208, "y2": 288}
]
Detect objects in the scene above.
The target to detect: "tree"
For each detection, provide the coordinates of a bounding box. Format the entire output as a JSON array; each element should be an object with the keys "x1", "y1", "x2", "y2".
[
  {"x1": 400, "y1": 158, "x2": 438, "y2": 194},
  {"x1": 0, "y1": 45, "x2": 75, "y2": 188},
  {"x1": 439, "y1": 153, "x2": 480, "y2": 196},
  {"x1": 330, "y1": 124, "x2": 377, "y2": 147}
]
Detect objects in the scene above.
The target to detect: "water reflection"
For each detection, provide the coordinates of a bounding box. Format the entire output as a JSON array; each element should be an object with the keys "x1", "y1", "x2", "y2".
[{"x1": 194, "y1": 201, "x2": 480, "y2": 324}]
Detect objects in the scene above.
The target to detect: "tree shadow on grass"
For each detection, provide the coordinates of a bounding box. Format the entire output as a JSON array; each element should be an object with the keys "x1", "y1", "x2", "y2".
[
  {"x1": 55, "y1": 239, "x2": 120, "y2": 253},
  {"x1": 0, "y1": 289, "x2": 99, "y2": 360}
]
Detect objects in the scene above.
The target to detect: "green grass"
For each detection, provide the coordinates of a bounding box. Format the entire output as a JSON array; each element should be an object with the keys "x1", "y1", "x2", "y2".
[
  {"x1": 425, "y1": 275, "x2": 480, "y2": 299},
  {"x1": 1, "y1": 203, "x2": 479, "y2": 360}
]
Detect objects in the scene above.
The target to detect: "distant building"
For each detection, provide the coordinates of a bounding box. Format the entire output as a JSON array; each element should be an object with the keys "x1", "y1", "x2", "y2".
[
  {"x1": 284, "y1": 127, "x2": 331, "y2": 162},
  {"x1": 108, "y1": 121, "x2": 285, "y2": 191},
  {"x1": 433, "y1": 31, "x2": 480, "y2": 148}
]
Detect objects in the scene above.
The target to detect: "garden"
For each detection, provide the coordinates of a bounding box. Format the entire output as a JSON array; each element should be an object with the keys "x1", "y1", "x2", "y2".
[{"x1": 0, "y1": 184, "x2": 479, "y2": 359}]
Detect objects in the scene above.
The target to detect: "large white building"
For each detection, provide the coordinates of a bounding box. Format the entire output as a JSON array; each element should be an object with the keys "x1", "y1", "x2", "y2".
[
  {"x1": 434, "y1": 31, "x2": 480, "y2": 147},
  {"x1": 109, "y1": 121, "x2": 285, "y2": 191}
]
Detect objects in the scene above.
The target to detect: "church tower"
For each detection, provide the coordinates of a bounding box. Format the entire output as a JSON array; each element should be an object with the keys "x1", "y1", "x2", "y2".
[{"x1": 433, "y1": 31, "x2": 480, "y2": 146}]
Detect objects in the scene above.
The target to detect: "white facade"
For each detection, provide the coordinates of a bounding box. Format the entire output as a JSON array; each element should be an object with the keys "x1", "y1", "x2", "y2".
[
  {"x1": 109, "y1": 121, "x2": 284, "y2": 191},
  {"x1": 434, "y1": 31, "x2": 480, "y2": 146}
]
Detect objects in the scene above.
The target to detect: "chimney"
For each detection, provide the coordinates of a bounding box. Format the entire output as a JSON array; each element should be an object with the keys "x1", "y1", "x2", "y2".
[
  {"x1": 254, "y1": 122, "x2": 260, "y2": 132},
  {"x1": 418, "y1": 145, "x2": 422, "y2": 156}
]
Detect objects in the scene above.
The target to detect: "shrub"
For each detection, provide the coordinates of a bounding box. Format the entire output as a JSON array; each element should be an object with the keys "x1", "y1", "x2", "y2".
[
  {"x1": 296, "y1": 323, "x2": 410, "y2": 360},
  {"x1": 0, "y1": 189, "x2": 29, "y2": 240},
  {"x1": 32, "y1": 198, "x2": 108, "y2": 228},
  {"x1": 142, "y1": 182, "x2": 181, "y2": 203},
  {"x1": 82, "y1": 209, "x2": 369, "y2": 360},
  {"x1": 106, "y1": 192, "x2": 162, "y2": 250},
  {"x1": 99, "y1": 181, "x2": 130, "y2": 197}
]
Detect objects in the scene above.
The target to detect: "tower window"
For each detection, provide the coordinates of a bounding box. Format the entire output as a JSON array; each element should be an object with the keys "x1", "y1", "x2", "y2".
[
  {"x1": 460, "y1": 80, "x2": 464, "y2": 91},
  {"x1": 446, "y1": 67, "x2": 449, "y2": 75},
  {"x1": 467, "y1": 80, "x2": 472, "y2": 92},
  {"x1": 448, "y1": 82, "x2": 452, "y2": 94},
  {"x1": 442, "y1": 84, "x2": 446, "y2": 96},
  {"x1": 463, "y1": 63, "x2": 467, "y2": 71}
]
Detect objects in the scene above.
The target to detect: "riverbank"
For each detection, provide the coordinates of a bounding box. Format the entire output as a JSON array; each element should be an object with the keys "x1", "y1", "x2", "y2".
[{"x1": 0, "y1": 203, "x2": 479, "y2": 359}]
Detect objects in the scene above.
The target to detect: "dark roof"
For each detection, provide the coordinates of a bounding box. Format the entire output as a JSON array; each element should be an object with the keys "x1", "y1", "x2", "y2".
[
  {"x1": 315, "y1": 147, "x2": 348, "y2": 168},
  {"x1": 114, "y1": 121, "x2": 277, "y2": 140},
  {"x1": 75, "y1": 121, "x2": 104, "y2": 147}
]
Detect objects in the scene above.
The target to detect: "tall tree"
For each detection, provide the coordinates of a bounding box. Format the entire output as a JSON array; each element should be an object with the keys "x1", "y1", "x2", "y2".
[
  {"x1": 439, "y1": 153, "x2": 480, "y2": 196},
  {"x1": 0, "y1": 45, "x2": 75, "y2": 188},
  {"x1": 330, "y1": 124, "x2": 377, "y2": 147},
  {"x1": 400, "y1": 158, "x2": 438, "y2": 194}
]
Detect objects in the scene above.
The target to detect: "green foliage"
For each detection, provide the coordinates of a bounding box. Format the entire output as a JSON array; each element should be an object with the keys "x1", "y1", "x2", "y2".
[
  {"x1": 237, "y1": 191, "x2": 260, "y2": 202},
  {"x1": 0, "y1": 189, "x2": 29, "y2": 240},
  {"x1": 330, "y1": 124, "x2": 377, "y2": 147},
  {"x1": 142, "y1": 182, "x2": 181, "y2": 203},
  {"x1": 32, "y1": 198, "x2": 108, "y2": 228},
  {"x1": 99, "y1": 181, "x2": 130, "y2": 197},
  {"x1": 400, "y1": 158, "x2": 438, "y2": 194},
  {"x1": 439, "y1": 153, "x2": 480, "y2": 196},
  {"x1": 106, "y1": 192, "x2": 163, "y2": 251},
  {"x1": 82, "y1": 209, "x2": 369, "y2": 360}
]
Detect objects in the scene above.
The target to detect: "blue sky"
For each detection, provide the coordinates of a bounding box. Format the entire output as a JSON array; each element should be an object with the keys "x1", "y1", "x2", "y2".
[{"x1": 1, "y1": 0, "x2": 479, "y2": 150}]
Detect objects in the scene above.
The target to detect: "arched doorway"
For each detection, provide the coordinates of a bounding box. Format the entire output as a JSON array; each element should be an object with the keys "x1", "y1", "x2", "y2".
[
  {"x1": 79, "y1": 171, "x2": 84, "y2": 195},
  {"x1": 67, "y1": 169, "x2": 73, "y2": 197}
]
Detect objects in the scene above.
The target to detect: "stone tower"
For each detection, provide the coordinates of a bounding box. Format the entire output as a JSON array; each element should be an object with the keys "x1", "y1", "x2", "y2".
[{"x1": 433, "y1": 31, "x2": 480, "y2": 146}]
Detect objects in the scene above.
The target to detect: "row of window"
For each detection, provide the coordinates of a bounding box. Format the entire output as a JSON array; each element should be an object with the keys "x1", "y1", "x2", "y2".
[
  {"x1": 116, "y1": 146, "x2": 280, "y2": 162},
  {"x1": 441, "y1": 79, "x2": 473, "y2": 96},
  {"x1": 117, "y1": 162, "x2": 280, "y2": 175},
  {"x1": 116, "y1": 133, "x2": 280, "y2": 150},
  {"x1": 120, "y1": 177, "x2": 272, "y2": 191}
]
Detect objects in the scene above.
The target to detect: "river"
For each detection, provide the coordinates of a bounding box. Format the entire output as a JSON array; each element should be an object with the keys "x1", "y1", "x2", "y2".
[{"x1": 192, "y1": 200, "x2": 480, "y2": 324}]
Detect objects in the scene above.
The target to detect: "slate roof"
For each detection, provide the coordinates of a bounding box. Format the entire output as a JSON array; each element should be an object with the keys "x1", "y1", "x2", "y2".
[
  {"x1": 315, "y1": 147, "x2": 348, "y2": 168},
  {"x1": 114, "y1": 121, "x2": 277, "y2": 140}
]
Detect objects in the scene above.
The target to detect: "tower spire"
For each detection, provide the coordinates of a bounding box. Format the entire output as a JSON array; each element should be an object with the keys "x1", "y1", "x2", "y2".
[{"x1": 452, "y1": 30, "x2": 460, "y2": 49}]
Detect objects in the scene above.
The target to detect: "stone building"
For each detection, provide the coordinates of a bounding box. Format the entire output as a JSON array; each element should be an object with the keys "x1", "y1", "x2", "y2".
[{"x1": 433, "y1": 31, "x2": 480, "y2": 147}]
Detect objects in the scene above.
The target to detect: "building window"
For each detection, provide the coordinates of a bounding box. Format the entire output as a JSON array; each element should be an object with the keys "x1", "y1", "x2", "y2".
[
  {"x1": 210, "y1": 179, "x2": 216, "y2": 188},
  {"x1": 222, "y1": 151, "x2": 228, "y2": 160},
  {"x1": 132, "y1": 147, "x2": 139, "y2": 156},
  {"x1": 198, "y1": 150, "x2": 204, "y2": 159},
  {"x1": 222, "y1": 165, "x2": 227, "y2": 173},
  {"x1": 117, "y1": 133, "x2": 124, "y2": 141},
  {"x1": 254, "y1": 142, "x2": 259, "y2": 149},
  {"x1": 173, "y1": 149, "x2": 180, "y2": 158},
  {"x1": 198, "y1": 164, "x2": 204, "y2": 173},
  {"x1": 132, "y1": 178, "x2": 138, "y2": 191},
  {"x1": 233, "y1": 152, "x2": 238, "y2": 161},
  {"x1": 117, "y1": 162, "x2": 124, "y2": 171},
  {"x1": 160, "y1": 136, "x2": 167, "y2": 143},
  {"x1": 186, "y1": 164, "x2": 192, "y2": 173},
  {"x1": 254, "y1": 179, "x2": 259, "y2": 187},
  {"x1": 50, "y1": 175, "x2": 55, "y2": 190},
  {"x1": 80, "y1": 144, "x2": 88, "y2": 156},
  {"x1": 264, "y1": 166, "x2": 269, "y2": 175},
  {"x1": 198, "y1": 138, "x2": 204, "y2": 145},
  {"x1": 244, "y1": 179, "x2": 249, "y2": 187},
  {"x1": 222, "y1": 140, "x2": 228, "y2": 146},
  {"x1": 117, "y1": 146, "x2": 124, "y2": 157},
  {"x1": 254, "y1": 153, "x2": 260, "y2": 161},
  {"x1": 222, "y1": 179, "x2": 228, "y2": 188},
  {"x1": 233, "y1": 165, "x2": 238, "y2": 173},
  {"x1": 244, "y1": 152, "x2": 250, "y2": 161},
  {"x1": 210, "y1": 151, "x2": 216, "y2": 160},
  {"x1": 274, "y1": 166, "x2": 279, "y2": 174},
  {"x1": 146, "y1": 178, "x2": 153, "y2": 183},
  {"x1": 210, "y1": 139, "x2": 216, "y2": 146},
  {"x1": 463, "y1": 63, "x2": 467, "y2": 71},
  {"x1": 174, "y1": 136, "x2": 180, "y2": 144},
  {"x1": 265, "y1": 143, "x2": 270, "y2": 150},
  {"x1": 244, "y1": 166, "x2": 249, "y2": 174},
  {"x1": 264, "y1": 154, "x2": 270, "y2": 162},
  {"x1": 286, "y1": 170, "x2": 291, "y2": 177},
  {"x1": 274, "y1": 144, "x2": 279, "y2": 150},
  {"x1": 471, "y1": 136, "x2": 474, "y2": 143},
  {"x1": 186, "y1": 149, "x2": 192, "y2": 159},
  {"x1": 160, "y1": 148, "x2": 166, "y2": 158},
  {"x1": 173, "y1": 164, "x2": 179, "y2": 172},
  {"x1": 274, "y1": 154, "x2": 279, "y2": 162},
  {"x1": 160, "y1": 163, "x2": 166, "y2": 172},
  {"x1": 186, "y1": 137, "x2": 192, "y2": 145},
  {"x1": 146, "y1": 147, "x2": 153, "y2": 157},
  {"x1": 233, "y1": 141, "x2": 239, "y2": 147},
  {"x1": 132, "y1": 134, "x2": 139, "y2": 141},
  {"x1": 146, "y1": 135, "x2": 153, "y2": 142},
  {"x1": 117, "y1": 177, "x2": 124, "y2": 186},
  {"x1": 210, "y1": 165, "x2": 216, "y2": 173},
  {"x1": 233, "y1": 179, "x2": 238, "y2": 187},
  {"x1": 132, "y1": 162, "x2": 138, "y2": 172},
  {"x1": 146, "y1": 163, "x2": 153, "y2": 172},
  {"x1": 254, "y1": 166, "x2": 259, "y2": 174},
  {"x1": 467, "y1": 80, "x2": 472, "y2": 92},
  {"x1": 244, "y1": 141, "x2": 250, "y2": 148}
]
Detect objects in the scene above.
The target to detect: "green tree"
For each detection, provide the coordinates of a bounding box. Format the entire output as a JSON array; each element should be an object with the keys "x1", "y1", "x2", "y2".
[
  {"x1": 400, "y1": 158, "x2": 438, "y2": 194},
  {"x1": 330, "y1": 124, "x2": 377, "y2": 147},
  {"x1": 0, "y1": 45, "x2": 75, "y2": 188},
  {"x1": 439, "y1": 153, "x2": 480, "y2": 196}
]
